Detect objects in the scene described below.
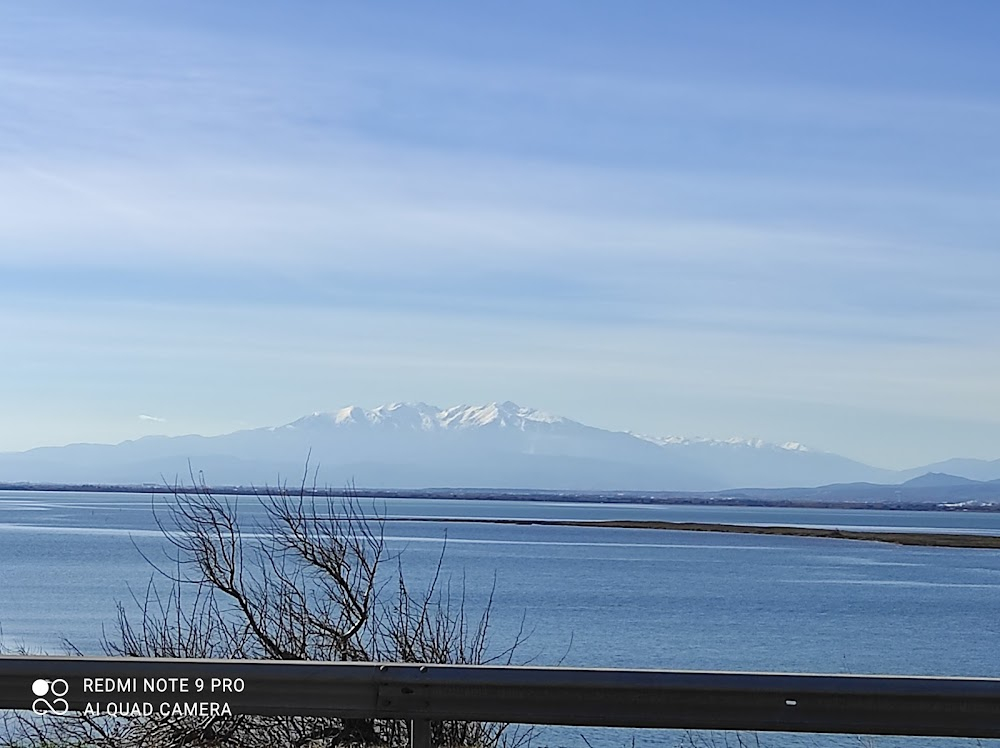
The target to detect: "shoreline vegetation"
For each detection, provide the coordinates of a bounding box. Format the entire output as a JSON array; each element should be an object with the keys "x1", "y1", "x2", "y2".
[
  {"x1": 1, "y1": 482, "x2": 998, "y2": 513},
  {"x1": 392, "y1": 517, "x2": 1000, "y2": 549},
  {"x1": 4, "y1": 483, "x2": 1000, "y2": 546}
]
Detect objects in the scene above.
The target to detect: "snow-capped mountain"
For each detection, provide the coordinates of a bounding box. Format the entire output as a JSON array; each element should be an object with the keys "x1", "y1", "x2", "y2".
[
  {"x1": 633, "y1": 433, "x2": 811, "y2": 452},
  {"x1": 0, "y1": 401, "x2": 988, "y2": 490},
  {"x1": 284, "y1": 401, "x2": 566, "y2": 432}
]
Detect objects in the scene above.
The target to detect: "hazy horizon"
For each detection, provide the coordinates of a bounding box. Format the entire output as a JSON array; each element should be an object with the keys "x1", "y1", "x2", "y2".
[
  {"x1": 2, "y1": 2, "x2": 998, "y2": 470},
  {"x1": 3, "y1": 399, "x2": 997, "y2": 474}
]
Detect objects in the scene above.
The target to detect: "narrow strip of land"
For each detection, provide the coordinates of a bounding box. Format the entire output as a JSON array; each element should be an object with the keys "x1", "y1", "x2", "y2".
[{"x1": 388, "y1": 517, "x2": 1000, "y2": 549}]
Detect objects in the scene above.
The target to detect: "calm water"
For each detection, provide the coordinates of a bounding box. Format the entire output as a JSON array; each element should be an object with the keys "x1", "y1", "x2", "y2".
[{"x1": 2, "y1": 490, "x2": 1000, "y2": 748}]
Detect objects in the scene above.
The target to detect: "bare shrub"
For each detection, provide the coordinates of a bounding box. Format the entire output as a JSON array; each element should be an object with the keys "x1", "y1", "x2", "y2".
[{"x1": 2, "y1": 465, "x2": 531, "y2": 748}]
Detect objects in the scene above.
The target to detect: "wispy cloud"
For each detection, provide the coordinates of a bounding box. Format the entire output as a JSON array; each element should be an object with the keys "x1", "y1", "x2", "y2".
[{"x1": 1, "y1": 3, "x2": 998, "y2": 466}]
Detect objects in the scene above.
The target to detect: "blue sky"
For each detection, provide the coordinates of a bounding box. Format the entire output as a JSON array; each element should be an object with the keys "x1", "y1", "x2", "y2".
[{"x1": 1, "y1": 1, "x2": 998, "y2": 468}]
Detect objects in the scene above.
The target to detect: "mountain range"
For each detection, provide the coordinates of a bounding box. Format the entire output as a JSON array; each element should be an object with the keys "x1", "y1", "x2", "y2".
[{"x1": 1, "y1": 401, "x2": 998, "y2": 492}]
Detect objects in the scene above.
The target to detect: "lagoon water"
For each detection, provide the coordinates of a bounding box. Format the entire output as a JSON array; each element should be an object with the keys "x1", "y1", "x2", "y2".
[{"x1": 3, "y1": 490, "x2": 1000, "y2": 747}]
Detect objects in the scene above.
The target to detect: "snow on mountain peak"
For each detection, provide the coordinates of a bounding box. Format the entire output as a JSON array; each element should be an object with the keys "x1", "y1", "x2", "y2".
[
  {"x1": 283, "y1": 404, "x2": 809, "y2": 453},
  {"x1": 334, "y1": 406, "x2": 365, "y2": 424},
  {"x1": 475, "y1": 401, "x2": 565, "y2": 427},
  {"x1": 369, "y1": 402, "x2": 441, "y2": 430},
  {"x1": 632, "y1": 432, "x2": 813, "y2": 452},
  {"x1": 439, "y1": 402, "x2": 526, "y2": 428},
  {"x1": 285, "y1": 402, "x2": 567, "y2": 432}
]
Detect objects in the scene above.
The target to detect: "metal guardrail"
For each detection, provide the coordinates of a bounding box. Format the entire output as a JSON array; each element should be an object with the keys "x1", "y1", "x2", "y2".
[{"x1": 3, "y1": 656, "x2": 1000, "y2": 744}]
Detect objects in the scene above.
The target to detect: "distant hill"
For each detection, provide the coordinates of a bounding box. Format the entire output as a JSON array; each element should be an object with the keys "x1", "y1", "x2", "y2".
[
  {"x1": 901, "y1": 472, "x2": 980, "y2": 488},
  {"x1": 898, "y1": 458, "x2": 1000, "y2": 483},
  {"x1": 707, "y1": 473, "x2": 1000, "y2": 504},
  {"x1": 0, "y1": 401, "x2": 996, "y2": 492}
]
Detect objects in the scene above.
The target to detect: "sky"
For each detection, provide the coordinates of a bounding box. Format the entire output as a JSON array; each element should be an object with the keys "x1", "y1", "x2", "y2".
[{"x1": 1, "y1": 1, "x2": 998, "y2": 469}]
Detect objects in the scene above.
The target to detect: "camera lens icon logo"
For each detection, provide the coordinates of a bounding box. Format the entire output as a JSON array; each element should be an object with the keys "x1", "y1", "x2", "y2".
[{"x1": 31, "y1": 678, "x2": 70, "y2": 715}]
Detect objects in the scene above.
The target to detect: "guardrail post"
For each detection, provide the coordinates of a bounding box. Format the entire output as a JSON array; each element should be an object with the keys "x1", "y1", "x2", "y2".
[{"x1": 410, "y1": 718, "x2": 431, "y2": 748}]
